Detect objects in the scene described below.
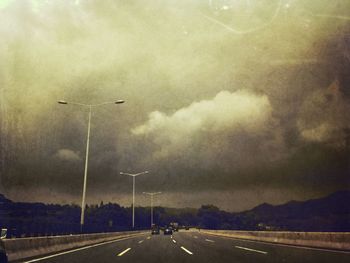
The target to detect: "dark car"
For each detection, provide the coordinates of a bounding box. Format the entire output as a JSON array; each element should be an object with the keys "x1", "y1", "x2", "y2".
[
  {"x1": 0, "y1": 229, "x2": 8, "y2": 263},
  {"x1": 185, "y1": 226, "x2": 190, "y2": 230},
  {"x1": 163, "y1": 227, "x2": 173, "y2": 235},
  {"x1": 151, "y1": 228, "x2": 160, "y2": 235}
]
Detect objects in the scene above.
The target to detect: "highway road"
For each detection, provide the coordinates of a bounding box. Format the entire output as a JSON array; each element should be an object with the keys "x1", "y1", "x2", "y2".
[{"x1": 20, "y1": 230, "x2": 349, "y2": 263}]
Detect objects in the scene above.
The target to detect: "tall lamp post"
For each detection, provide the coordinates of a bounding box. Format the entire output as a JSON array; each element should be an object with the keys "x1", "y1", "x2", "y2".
[
  {"x1": 143, "y1": 192, "x2": 162, "y2": 228},
  {"x1": 120, "y1": 171, "x2": 149, "y2": 229},
  {"x1": 58, "y1": 99, "x2": 125, "y2": 232}
]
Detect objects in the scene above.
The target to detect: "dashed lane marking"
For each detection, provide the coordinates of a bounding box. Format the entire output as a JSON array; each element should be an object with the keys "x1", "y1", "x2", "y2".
[
  {"x1": 235, "y1": 246, "x2": 268, "y2": 255},
  {"x1": 181, "y1": 246, "x2": 193, "y2": 255},
  {"x1": 23, "y1": 235, "x2": 143, "y2": 262},
  {"x1": 117, "y1": 248, "x2": 131, "y2": 256}
]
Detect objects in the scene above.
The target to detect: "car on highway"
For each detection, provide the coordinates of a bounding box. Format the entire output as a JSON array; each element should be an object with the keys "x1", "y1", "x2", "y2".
[
  {"x1": 169, "y1": 222, "x2": 179, "y2": 232},
  {"x1": 0, "y1": 229, "x2": 8, "y2": 263},
  {"x1": 163, "y1": 227, "x2": 173, "y2": 235},
  {"x1": 151, "y1": 228, "x2": 160, "y2": 235}
]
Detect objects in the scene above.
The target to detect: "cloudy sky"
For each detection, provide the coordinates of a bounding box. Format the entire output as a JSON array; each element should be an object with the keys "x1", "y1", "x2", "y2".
[{"x1": 0, "y1": 0, "x2": 350, "y2": 211}]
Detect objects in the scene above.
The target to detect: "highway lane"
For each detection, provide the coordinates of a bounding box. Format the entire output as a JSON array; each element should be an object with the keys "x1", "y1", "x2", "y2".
[
  {"x1": 20, "y1": 234, "x2": 148, "y2": 263},
  {"x1": 188, "y1": 231, "x2": 350, "y2": 263},
  {"x1": 20, "y1": 230, "x2": 350, "y2": 263}
]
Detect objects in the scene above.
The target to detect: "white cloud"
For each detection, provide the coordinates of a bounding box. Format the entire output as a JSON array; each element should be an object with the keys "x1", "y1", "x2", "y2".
[
  {"x1": 54, "y1": 148, "x2": 82, "y2": 162},
  {"x1": 297, "y1": 83, "x2": 350, "y2": 147},
  {"x1": 132, "y1": 90, "x2": 273, "y2": 160},
  {"x1": 299, "y1": 123, "x2": 330, "y2": 142}
]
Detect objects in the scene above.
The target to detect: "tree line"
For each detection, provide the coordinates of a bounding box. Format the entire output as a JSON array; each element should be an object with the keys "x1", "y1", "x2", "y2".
[{"x1": 1, "y1": 190, "x2": 349, "y2": 238}]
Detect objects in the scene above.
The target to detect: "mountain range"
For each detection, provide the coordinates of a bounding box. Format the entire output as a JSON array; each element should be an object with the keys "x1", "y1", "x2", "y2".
[{"x1": 0, "y1": 190, "x2": 349, "y2": 237}]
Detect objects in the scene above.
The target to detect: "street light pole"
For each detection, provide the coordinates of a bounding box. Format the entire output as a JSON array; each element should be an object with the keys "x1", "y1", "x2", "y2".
[
  {"x1": 81, "y1": 105, "x2": 92, "y2": 230},
  {"x1": 132, "y1": 176, "x2": 135, "y2": 228},
  {"x1": 120, "y1": 171, "x2": 149, "y2": 229},
  {"x1": 143, "y1": 192, "x2": 161, "y2": 228},
  {"x1": 58, "y1": 99, "x2": 124, "y2": 232}
]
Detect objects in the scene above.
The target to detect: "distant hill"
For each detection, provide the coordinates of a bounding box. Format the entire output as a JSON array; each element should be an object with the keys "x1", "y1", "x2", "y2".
[
  {"x1": 250, "y1": 191, "x2": 350, "y2": 216},
  {"x1": 0, "y1": 194, "x2": 12, "y2": 205},
  {"x1": 238, "y1": 190, "x2": 350, "y2": 231},
  {"x1": 0, "y1": 190, "x2": 349, "y2": 237}
]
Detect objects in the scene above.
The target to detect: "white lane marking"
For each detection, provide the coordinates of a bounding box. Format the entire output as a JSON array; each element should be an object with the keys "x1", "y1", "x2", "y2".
[
  {"x1": 205, "y1": 239, "x2": 215, "y2": 243},
  {"x1": 147, "y1": 236, "x2": 151, "y2": 239},
  {"x1": 172, "y1": 239, "x2": 177, "y2": 243},
  {"x1": 235, "y1": 246, "x2": 268, "y2": 255},
  {"x1": 194, "y1": 236, "x2": 198, "y2": 239},
  {"x1": 181, "y1": 246, "x2": 193, "y2": 255},
  {"x1": 117, "y1": 248, "x2": 131, "y2": 256},
  {"x1": 23, "y1": 235, "x2": 143, "y2": 262},
  {"x1": 138, "y1": 240, "x2": 144, "y2": 244}
]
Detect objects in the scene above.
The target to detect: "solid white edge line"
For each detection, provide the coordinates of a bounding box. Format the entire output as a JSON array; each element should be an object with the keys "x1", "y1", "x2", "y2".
[
  {"x1": 117, "y1": 248, "x2": 131, "y2": 256},
  {"x1": 181, "y1": 246, "x2": 193, "y2": 255},
  {"x1": 23, "y1": 234, "x2": 144, "y2": 262},
  {"x1": 204, "y1": 233, "x2": 350, "y2": 254},
  {"x1": 205, "y1": 239, "x2": 215, "y2": 243},
  {"x1": 235, "y1": 245, "x2": 268, "y2": 255}
]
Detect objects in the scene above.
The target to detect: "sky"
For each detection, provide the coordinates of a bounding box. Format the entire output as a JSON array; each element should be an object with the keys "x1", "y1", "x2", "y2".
[{"x1": 0, "y1": 0, "x2": 350, "y2": 211}]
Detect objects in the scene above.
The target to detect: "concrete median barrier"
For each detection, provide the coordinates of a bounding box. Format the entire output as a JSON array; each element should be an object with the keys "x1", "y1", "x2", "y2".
[
  {"x1": 201, "y1": 230, "x2": 350, "y2": 251},
  {"x1": 4, "y1": 230, "x2": 148, "y2": 261}
]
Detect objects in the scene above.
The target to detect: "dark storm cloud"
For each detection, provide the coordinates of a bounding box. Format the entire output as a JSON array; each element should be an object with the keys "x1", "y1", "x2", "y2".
[{"x1": 0, "y1": 0, "x2": 350, "y2": 211}]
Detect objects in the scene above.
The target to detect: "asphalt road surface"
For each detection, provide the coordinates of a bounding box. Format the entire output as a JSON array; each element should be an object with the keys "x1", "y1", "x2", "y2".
[{"x1": 20, "y1": 230, "x2": 350, "y2": 263}]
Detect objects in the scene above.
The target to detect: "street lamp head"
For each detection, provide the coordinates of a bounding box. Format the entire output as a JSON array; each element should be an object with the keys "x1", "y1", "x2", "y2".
[
  {"x1": 115, "y1": 100, "x2": 125, "y2": 104},
  {"x1": 58, "y1": 100, "x2": 68, "y2": 104}
]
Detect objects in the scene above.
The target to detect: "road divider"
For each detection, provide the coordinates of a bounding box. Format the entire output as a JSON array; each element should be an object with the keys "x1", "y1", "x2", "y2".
[
  {"x1": 201, "y1": 230, "x2": 350, "y2": 251},
  {"x1": 4, "y1": 230, "x2": 148, "y2": 261}
]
